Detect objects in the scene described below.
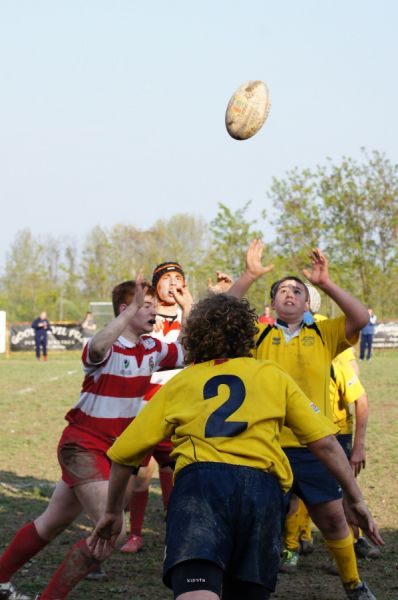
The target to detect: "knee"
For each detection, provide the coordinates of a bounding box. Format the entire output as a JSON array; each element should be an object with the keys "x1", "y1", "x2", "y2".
[{"x1": 310, "y1": 505, "x2": 348, "y2": 539}]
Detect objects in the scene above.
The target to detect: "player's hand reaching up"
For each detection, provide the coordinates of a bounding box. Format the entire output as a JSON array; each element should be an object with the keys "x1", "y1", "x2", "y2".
[
  {"x1": 302, "y1": 249, "x2": 330, "y2": 288},
  {"x1": 131, "y1": 271, "x2": 147, "y2": 310},
  {"x1": 245, "y1": 239, "x2": 274, "y2": 282},
  {"x1": 207, "y1": 271, "x2": 234, "y2": 294}
]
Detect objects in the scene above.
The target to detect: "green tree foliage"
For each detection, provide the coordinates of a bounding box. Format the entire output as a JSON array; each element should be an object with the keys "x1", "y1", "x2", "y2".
[
  {"x1": 208, "y1": 202, "x2": 269, "y2": 312},
  {"x1": 0, "y1": 230, "x2": 63, "y2": 321},
  {"x1": 209, "y1": 201, "x2": 263, "y2": 278},
  {"x1": 2, "y1": 152, "x2": 398, "y2": 325},
  {"x1": 267, "y1": 167, "x2": 323, "y2": 273},
  {"x1": 269, "y1": 150, "x2": 398, "y2": 318},
  {"x1": 0, "y1": 230, "x2": 86, "y2": 322}
]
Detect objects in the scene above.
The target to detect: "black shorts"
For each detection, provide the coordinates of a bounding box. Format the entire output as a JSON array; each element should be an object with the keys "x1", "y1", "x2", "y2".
[
  {"x1": 284, "y1": 447, "x2": 343, "y2": 506},
  {"x1": 163, "y1": 462, "x2": 284, "y2": 592}
]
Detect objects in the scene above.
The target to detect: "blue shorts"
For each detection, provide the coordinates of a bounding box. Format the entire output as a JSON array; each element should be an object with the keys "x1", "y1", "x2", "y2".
[
  {"x1": 337, "y1": 434, "x2": 353, "y2": 459},
  {"x1": 283, "y1": 447, "x2": 342, "y2": 506},
  {"x1": 163, "y1": 462, "x2": 284, "y2": 592}
]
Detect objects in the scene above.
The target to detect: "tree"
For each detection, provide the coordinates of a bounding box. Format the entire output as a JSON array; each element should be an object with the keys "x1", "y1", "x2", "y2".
[
  {"x1": 268, "y1": 150, "x2": 398, "y2": 317},
  {"x1": 319, "y1": 150, "x2": 398, "y2": 312},
  {"x1": 209, "y1": 202, "x2": 268, "y2": 310},
  {"x1": 267, "y1": 167, "x2": 324, "y2": 273},
  {"x1": 0, "y1": 230, "x2": 63, "y2": 321}
]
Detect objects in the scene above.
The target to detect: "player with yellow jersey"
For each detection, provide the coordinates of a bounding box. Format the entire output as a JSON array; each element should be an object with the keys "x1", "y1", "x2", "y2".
[
  {"x1": 88, "y1": 294, "x2": 383, "y2": 600},
  {"x1": 227, "y1": 240, "x2": 380, "y2": 600},
  {"x1": 331, "y1": 359, "x2": 380, "y2": 559}
]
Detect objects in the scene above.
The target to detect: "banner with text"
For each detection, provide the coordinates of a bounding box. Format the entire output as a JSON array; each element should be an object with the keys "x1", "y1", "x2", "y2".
[
  {"x1": 372, "y1": 322, "x2": 398, "y2": 349},
  {"x1": 10, "y1": 323, "x2": 83, "y2": 352}
]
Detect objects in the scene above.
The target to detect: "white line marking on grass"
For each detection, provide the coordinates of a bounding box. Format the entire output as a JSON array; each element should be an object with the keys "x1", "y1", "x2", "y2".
[{"x1": 15, "y1": 368, "x2": 79, "y2": 395}]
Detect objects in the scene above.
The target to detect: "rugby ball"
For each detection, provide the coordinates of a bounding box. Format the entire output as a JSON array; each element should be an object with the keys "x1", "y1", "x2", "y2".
[{"x1": 225, "y1": 80, "x2": 271, "y2": 140}]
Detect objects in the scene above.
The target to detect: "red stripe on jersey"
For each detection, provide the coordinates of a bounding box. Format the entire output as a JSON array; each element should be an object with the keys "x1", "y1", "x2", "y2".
[
  {"x1": 82, "y1": 373, "x2": 151, "y2": 398},
  {"x1": 159, "y1": 344, "x2": 179, "y2": 369},
  {"x1": 62, "y1": 413, "x2": 135, "y2": 447}
]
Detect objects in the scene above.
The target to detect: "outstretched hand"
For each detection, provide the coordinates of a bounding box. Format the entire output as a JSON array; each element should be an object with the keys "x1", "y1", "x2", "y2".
[
  {"x1": 343, "y1": 498, "x2": 384, "y2": 548},
  {"x1": 207, "y1": 272, "x2": 234, "y2": 294},
  {"x1": 245, "y1": 239, "x2": 274, "y2": 281},
  {"x1": 87, "y1": 513, "x2": 123, "y2": 561},
  {"x1": 302, "y1": 249, "x2": 330, "y2": 288},
  {"x1": 132, "y1": 271, "x2": 148, "y2": 310}
]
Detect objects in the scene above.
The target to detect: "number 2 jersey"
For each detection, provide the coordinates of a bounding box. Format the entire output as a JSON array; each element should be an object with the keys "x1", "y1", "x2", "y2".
[
  {"x1": 59, "y1": 334, "x2": 183, "y2": 453},
  {"x1": 107, "y1": 357, "x2": 338, "y2": 493}
]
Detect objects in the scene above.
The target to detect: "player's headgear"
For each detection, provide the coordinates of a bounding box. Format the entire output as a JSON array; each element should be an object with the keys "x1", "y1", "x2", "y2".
[
  {"x1": 152, "y1": 262, "x2": 185, "y2": 291},
  {"x1": 305, "y1": 284, "x2": 321, "y2": 314}
]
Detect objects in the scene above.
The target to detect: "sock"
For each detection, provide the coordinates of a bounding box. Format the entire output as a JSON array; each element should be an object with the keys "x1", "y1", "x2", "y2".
[
  {"x1": 297, "y1": 499, "x2": 313, "y2": 542},
  {"x1": 325, "y1": 533, "x2": 361, "y2": 589},
  {"x1": 40, "y1": 539, "x2": 99, "y2": 599},
  {"x1": 129, "y1": 489, "x2": 149, "y2": 536},
  {"x1": 284, "y1": 509, "x2": 300, "y2": 552},
  {"x1": 159, "y1": 470, "x2": 173, "y2": 511},
  {"x1": 0, "y1": 522, "x2": 48, "y2": 583}
]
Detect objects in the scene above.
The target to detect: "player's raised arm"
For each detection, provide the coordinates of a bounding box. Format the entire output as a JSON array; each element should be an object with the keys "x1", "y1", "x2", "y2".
[
  {"x1": 89, "y1": 273, "x2": 147, "y2": 363},
  {"x1": 302, "y1": 249, "x2": 368, "y2": 341},
  {"x1": 227, "y1": 239, "x2": 274, "y2": 299}
]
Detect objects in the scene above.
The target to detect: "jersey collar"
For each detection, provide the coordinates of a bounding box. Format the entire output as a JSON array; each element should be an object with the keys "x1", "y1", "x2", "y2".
[
  {"x1": 118, "y1": 335, "x2": 136, "y2": 348},
  {"x1": 275, "y1": 318, "x2": 305, "y2": 343}
]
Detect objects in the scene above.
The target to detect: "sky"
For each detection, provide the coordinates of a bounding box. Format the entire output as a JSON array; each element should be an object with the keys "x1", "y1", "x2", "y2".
[{"x1": 1, "y1": 0, "x2": 397, "y2": 271}]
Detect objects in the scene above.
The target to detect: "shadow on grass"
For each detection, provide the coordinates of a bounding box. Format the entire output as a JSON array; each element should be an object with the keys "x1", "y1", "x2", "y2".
[{"x1": 0, "y1": 472, "x2": 172, "y2": 599}]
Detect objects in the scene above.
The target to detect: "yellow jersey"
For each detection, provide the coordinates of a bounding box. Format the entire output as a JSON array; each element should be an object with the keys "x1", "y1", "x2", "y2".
[
  {"x1": 334, "y1": 346, "x2": 356, "y2": 366},
  {"x1": 330, "y1": 360, "x2": 365, "y2": 435},
  {"x1": 254, "y1": 315, "x2": 354, "y2": 448},
  {"x1": 108, "y1": 357, "x2": 337, "y2": 493}
]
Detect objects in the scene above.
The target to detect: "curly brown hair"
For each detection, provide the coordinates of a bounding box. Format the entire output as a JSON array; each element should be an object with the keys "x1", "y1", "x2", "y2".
[{"x1": 182, "y1": 294, "x2": 259, "y2": 364}]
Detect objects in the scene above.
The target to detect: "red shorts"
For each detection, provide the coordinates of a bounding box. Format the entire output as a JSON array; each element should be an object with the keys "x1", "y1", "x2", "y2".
[
  {"x1": 58, "y1": 442, "x2": 111, "y2": 487},
  {"x1": 57, "y1": 425, "x2": 112, "y2": 487}
]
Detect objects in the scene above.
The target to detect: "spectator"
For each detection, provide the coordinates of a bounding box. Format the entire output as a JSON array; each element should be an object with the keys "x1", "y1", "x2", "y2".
[
  {"x1": 359, "y1": 308, "x2": 377, "y2": 361},
  {"x1": 81, "y1": 311, "x2": 97, "y2": 347},
  {"x1": 258, "y1": 303, "x2": 275, "y2": 325},
  {"x1": 31, "y1": 312, "x2": 52, "y2": 361}
]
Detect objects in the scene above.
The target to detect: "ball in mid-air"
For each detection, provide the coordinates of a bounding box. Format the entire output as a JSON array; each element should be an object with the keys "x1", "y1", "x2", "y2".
[{"x1": 225, "y1": 80, "x2": 271, "y2": 140}]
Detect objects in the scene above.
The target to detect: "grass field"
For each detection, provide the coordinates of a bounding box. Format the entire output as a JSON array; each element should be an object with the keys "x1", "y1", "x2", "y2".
[{"x1": 1, "y1": 350, "x2": 397, "y2": 599}]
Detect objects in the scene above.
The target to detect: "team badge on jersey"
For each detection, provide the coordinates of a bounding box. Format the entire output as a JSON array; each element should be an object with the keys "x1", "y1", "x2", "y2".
[
  {"x1": 141, "y1": 336, "x2": 157, "y2": 350},
  {"x1": 120, "y1": 358, "x2": 132, "y2": 375},
  {"x1": 272, "y1": 337, "x2": 281, "y2": 345},
  {"x1": 302, "y1": 337, "x2": 315, "y2": 346}
]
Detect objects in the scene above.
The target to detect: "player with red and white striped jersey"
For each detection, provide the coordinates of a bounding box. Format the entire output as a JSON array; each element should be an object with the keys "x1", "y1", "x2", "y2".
[{"x1": 0, "y1": 274, "x2": 190, "y2": 600}]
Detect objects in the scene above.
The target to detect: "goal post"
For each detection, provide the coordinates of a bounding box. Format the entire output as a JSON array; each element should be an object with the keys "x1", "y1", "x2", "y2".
[{"x1": 89, "y1": 302, "x2": 114, "y2": 329}]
